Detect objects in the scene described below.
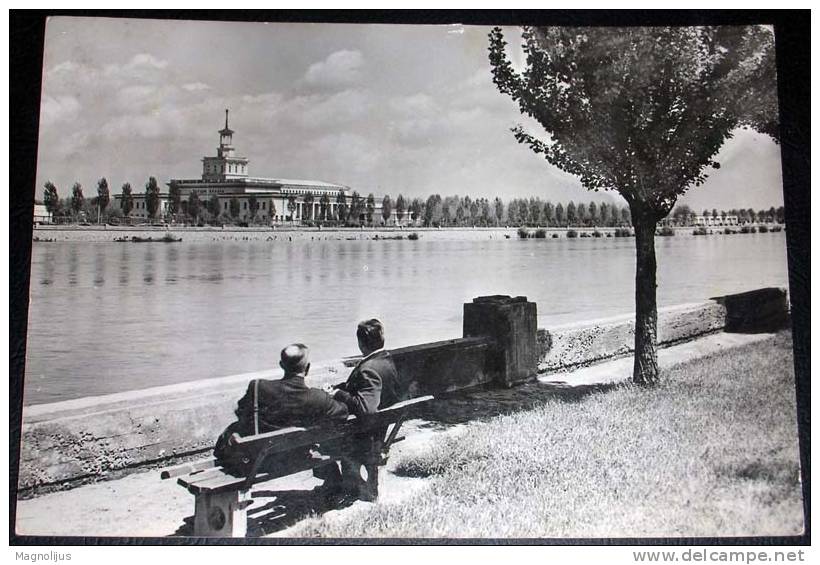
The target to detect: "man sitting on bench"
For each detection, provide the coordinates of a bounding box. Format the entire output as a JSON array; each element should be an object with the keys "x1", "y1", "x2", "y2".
[
  {"x1": 214, "y1": 343, "x2": 349, "y2": 468},
  {"x1": 313, "y1": 319, "x2": 403, "y2": 501}
]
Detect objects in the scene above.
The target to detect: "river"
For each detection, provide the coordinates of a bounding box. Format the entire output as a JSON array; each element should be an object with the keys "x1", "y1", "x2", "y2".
[{"x1": 23, "y1": 232, "x2": 789, "y2": 405}]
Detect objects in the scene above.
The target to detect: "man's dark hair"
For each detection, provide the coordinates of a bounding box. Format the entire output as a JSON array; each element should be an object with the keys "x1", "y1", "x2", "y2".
[
  {"x1": 280, "y1": 343, "x2": 310, "y2": 375},
  {"x1": 357, "y1": 318, "x2": 385, "y2": 351}
]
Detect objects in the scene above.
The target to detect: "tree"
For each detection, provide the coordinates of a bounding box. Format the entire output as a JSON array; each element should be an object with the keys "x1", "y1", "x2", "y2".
[
  {"x1": 775, "y1": 206, "x2": 785, "y2": 224},
  {"x1": 424, "y1": 194, "x2": 443, "y2": 227},
  {"x1": 494, "y1": 197, "x2": 504, "y2": 226},
  {"x1": 599, "y1": 202, "x2": 610, "y2": 226},
  {"x1": 589, "y1": 201, "x2": 599, "y2": 226},
  {"x1": 168, "y1": 184, "x2": 182, "y2": 217},
  {"x1": 455, "y1": 203, "x2": 465, "y2": 225},
  {"x1": 481, "y1": 199, "x2": 492, "y2": 226},
  {"x1": 566, "y1": 201, "x2": 577, "y2": 226},
  {"x1": 395, "y1": 194, "x2": 406, "y2": 225},
  {"x1": 409, "y1": 198, "x2": 423, "y2": 223},
  {"x1": 469, "y1": 199, "x2": 480, "y2": 226},
  {"x1": 528, "y1": 198, "x2": 541, "y2": 225},
  {"x1": 348, "y1": 191, "x2": 362, "y2": 225},
  {"x1": 287, "y1": 195, "x2": 298, "y2": 223},
  {"x1": 248, "y1": 195, "x2": 259, "y2": 224},
  {"x1": 336, "y1": 191, "x2": 348, "y2": 224},
  {"x1": 121, "y1": 183, "x2": 134, "y2": 218},
  {"x1": 489, "y1": 25, "x2": 777, "y2": 384},
  {"x1": 366, "y1": 193, "x2": 376, "y2": 225},
  {"x1": 542, "y1": 201, "x2": 555, "y2": 226},
  {"x1": 43, "y1": 181, "x2": 59, "y2": 215},
  {"x1": 319, "y1": 193, "x2": 330, "y2": 221},
  {"x1": 70, "y1": 182, "x2": 84, "y2": 218},
  {"x1": 96, "y1": 178, "x2": 110, "y2": 222},
  {"x1": 208, "y1": 195, "x2": 221, "y2": 220},
  {"x1": 620, "y1": 206, "x2": 631, "y2": 226},
  {"x1": 555, "y1": 202, "x2": 565, "y2": 226},
  {"x1": 145, "y1": 176, "x2": 160, "y2": 219},
  {"x1": 442, "y1": 198, "x2": 453, "y2": 226},
  {"x1": 303, "y1": 191, "x2": 314, "y2": 221},
  {"x1": 672, "y1": 204, "x2": 693, "y2": 225},
  {"x1": 229, "y1": 197, "x2": 241, "y2": 221},
  {"x1": 188, "y1": 190, "x2": 201, "y2": 223},
  {"x1": 577, "y1": 202, "x2": 588, "y2": 227},
  {"x1": 379, "y1": 195, "x2": 392, "y2": 225}
]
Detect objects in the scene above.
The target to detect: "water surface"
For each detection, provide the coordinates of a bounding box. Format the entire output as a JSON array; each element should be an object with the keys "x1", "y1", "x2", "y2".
[{"x1": 24, "y1": 233, "x2": 789, "y2": 405}]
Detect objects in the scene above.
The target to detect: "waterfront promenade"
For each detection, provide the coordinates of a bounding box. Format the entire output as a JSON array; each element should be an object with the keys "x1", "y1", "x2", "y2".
[{"x1": 15, "y1": 330, "x2": 789, "y2": 538}]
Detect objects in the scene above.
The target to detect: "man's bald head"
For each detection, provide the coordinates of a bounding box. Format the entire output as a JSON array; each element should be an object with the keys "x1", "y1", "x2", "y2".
[{"x1": 280, "y1": 343, "x2": 310, "y2": 376}]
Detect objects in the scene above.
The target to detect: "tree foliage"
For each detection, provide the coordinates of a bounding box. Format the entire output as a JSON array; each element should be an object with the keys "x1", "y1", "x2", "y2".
[
  {"x1": 96, "y1": 178, "x2": 110, "y2": 214},
  {"x1": 121, "y1": 183, "x2": 134, "y2": 217},
  {"x1": 489, "y1": 25, "x2": 778, "y2": 385},
  {"x1": 44, "y1": 181, "x2": 60, "y2": 214},
  {"x1": 227, "y1": 197, "x2": 240, "y2": 219},
  {"x1": 489, "y1": 26, "x2": 778, "y2": 219},
  {"x1": 145, "y1": 176, "x2": 160, "y2": 219},
  {"x1": 169, "y1": 184, "x2": 182, "y2": 215},
  {"x1": 382, "y1": 195, "x2": 392, "y2": 224},
  {"x1": 71, "y1": 183, "x2": 84, "y2": 215}
]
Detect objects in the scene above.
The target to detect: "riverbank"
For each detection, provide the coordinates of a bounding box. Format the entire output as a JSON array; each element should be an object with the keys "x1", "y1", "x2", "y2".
[
  {"x1": 30, "y1": 224, "x2": 784, "y2": 243},
  {"x1": 15, "y1": 330, "x2": 800, "y2": 538},
  {"x1": 289, "y1": 330, "x2": 803, "y2": 538}
]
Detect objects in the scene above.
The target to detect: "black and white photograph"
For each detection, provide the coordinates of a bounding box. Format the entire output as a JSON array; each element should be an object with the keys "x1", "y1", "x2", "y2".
[{"x1": 10, "y1": 12, "x2": 809, "y2": 543}]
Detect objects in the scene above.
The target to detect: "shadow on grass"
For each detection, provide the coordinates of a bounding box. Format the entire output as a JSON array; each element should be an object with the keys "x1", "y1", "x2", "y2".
[
  {"x1": 409, "y1": 380, "x2": 621, "y2": 426},
  {"x1": 170, "y1": 488, "x2": 357, "y2": 537}
]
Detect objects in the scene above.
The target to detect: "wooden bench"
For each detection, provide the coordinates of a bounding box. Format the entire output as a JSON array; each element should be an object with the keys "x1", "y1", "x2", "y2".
[{"x1": 160, "y1": 395, "x2": 434, "y2": 537}]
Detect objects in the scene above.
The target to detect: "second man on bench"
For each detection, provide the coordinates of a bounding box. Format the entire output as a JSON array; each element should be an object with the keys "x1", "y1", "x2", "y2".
[{"x1": 314, "y1": 318, "x2": 403, "y2": 501}]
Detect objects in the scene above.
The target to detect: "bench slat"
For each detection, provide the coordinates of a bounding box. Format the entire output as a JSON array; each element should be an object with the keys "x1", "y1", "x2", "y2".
[
  {"x1": 232, "y1": 395, "x2": 433, "y2": 454},
  {"x1": 172, "y1": 395, "x2": 435, "y2": 495},
  {"x1": 160, "y1": 458, "x2": 216, "y2": 480}
]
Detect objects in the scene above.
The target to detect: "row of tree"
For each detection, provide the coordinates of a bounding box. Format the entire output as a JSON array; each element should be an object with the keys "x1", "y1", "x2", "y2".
[
  {"x1": 669, "y1": 204, "x2": 786, "y2": 225},
  {"x1": 41, "y1": 179, "x2": 786, "y2": 228},
  {"x1": 43, "y1": 177, "x2": 162, "y2": 222}
]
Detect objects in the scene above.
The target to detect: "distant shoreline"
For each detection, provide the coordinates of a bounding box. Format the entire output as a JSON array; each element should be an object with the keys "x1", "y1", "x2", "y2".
[{"x1": 31, "y1": 224, "x2": 782, "y2": 243}]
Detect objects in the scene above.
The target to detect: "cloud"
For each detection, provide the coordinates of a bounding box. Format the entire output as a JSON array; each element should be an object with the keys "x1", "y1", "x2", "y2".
[
  {"x1": 182, "y1": 82, "x2": 210, "y2": 92},
  {"x1": 310, "y1": 132, "x2": 381, "y2": 175},
  {"x1": 303, "y1": 50, "x2": 364, "y2": 89},
  {"x1": 40, "y1": 95, "x2": 81, "y2": 125}
]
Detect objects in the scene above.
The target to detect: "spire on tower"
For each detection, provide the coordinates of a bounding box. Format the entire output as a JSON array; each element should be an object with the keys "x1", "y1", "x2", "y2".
[{"x1": 225, "y1": 108, "x2": 229, "y2": 130}]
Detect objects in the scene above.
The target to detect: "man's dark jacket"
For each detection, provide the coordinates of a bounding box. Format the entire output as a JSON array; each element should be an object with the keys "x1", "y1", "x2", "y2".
[
  {"x1": 334, "y1": 350, "x2": 403, "y2": 416},
  {"x1": 236, "y1": 375, "x2": 348, "y2": 434},
  {"x1": 214, "y1": 375, "x2": 348, "y2": 463}
]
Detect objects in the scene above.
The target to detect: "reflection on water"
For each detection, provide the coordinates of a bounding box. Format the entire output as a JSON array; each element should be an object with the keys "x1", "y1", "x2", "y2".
[{"x1": 24, "y1": 234, "x2": 789, "y2": 405}]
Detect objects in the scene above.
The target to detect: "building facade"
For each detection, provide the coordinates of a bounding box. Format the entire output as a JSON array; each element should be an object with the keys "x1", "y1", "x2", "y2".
[
  {"x1": 165, "y1": 110, "x2": 352, "y2": 224},
  {"x1": 111, "y1": 111, "x2": 418, "y2": 226},
  {"x1": 694, "y1": 215, "x2": 739, "y2": 227}
]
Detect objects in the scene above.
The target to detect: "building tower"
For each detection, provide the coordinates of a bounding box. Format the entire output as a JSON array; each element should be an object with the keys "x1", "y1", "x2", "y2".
[{"x1": 201, "y1": 109, "x2": 249, "y2": 182}]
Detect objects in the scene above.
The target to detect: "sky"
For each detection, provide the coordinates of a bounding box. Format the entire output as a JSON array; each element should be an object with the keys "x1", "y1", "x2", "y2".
[{"x1": 35, "y1": 16, "x2": 784, "y2": 211}]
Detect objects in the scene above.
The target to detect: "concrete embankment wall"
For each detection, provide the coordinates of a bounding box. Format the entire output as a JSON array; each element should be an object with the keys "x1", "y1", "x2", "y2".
[{"x1": 17, "y1": 287, "x2": 788, "y2": 496}]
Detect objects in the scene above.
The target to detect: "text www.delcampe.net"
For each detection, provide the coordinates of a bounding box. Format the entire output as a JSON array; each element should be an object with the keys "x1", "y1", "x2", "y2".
[{"x1": 633, "y1": 550, "x2": 806, "y2": 563}]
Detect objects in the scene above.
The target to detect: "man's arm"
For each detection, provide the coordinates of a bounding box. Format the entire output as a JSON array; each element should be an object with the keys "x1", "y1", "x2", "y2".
[
  {"x1": 321, "y1": 391, "x2": 350, "y2": 421},
  {"x1": 333, "y1": 368, "x2": 382, "y2": 417}
]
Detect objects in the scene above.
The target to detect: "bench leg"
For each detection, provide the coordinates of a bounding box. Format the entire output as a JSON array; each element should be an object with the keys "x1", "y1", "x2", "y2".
[
  {"x1": 363, "y1": 464, "x2": 379, "y2": 501},
  {"x1": 193, "y1": 489, "x2": 251, "y2": 537}
]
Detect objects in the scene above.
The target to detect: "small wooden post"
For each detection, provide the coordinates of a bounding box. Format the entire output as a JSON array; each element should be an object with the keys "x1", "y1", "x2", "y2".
[{"x1": 193, "y1": 489, "x2": 251, "y2": 537}]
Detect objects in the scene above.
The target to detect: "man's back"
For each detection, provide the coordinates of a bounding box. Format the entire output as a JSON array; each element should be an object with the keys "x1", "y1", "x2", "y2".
[{"x1": 335, "y1": 350, "x2": 403, "y2": 416}]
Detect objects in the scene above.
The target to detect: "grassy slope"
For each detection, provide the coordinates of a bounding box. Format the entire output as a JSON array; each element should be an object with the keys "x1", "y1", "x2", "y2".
[{"x1": 288, "y1": 332, "x2": 803, "y2": 538}]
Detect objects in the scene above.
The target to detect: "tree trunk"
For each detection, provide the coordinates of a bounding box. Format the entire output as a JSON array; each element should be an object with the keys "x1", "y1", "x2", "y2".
[{"x1": 633, "y1": 215, "x2": 660, "y2": 385}]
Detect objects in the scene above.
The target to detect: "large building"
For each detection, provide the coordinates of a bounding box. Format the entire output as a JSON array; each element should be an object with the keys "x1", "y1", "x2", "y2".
[{"x1": 116, "y1": 110, "x2": 354, "y2": 224}]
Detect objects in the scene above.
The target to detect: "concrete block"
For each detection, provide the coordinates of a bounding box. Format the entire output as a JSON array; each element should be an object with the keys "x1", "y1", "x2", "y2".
[
  {"x1": 713, "y1": 287, "x2": 790, "y2": 332},
  {"x1": 464, "y1": 295, "x2": 538, "y2": 387}
]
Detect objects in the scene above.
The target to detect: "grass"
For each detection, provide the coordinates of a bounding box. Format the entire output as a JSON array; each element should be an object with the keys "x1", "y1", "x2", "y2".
[{"x1": 289, "y1": 332, "x2": 802, "y2": 538}]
